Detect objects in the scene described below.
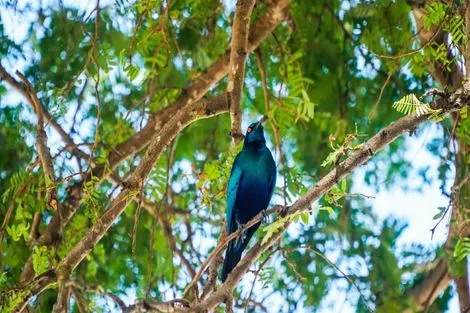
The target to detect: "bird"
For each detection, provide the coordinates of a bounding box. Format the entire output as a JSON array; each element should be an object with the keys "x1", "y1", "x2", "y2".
[{"x1": 221, "y1": 120, "x2": 276, "y2": 282}]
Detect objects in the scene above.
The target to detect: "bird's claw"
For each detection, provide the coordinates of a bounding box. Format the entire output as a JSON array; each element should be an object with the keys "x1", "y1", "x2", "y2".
[
  {"x1": 280, "y1": 206, "x2": 289, "y2": 217},
  {"x1": 261, "y1": 209, "x2": 269, "y2": 224},
  {"x1": 237, "y1": 220, "x2": 247, "y2": 241}
]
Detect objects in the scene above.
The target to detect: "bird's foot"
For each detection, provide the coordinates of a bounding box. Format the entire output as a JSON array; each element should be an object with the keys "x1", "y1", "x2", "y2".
[
  {"x1": 280, "y1": 205, "x2": 289, "y2": 217},
  {"x1": 236, "y1": 220, "x2": 247, "y2": 241},
  {"x1": 261, "y1": 209, "x2": 269, "y2": 224}
]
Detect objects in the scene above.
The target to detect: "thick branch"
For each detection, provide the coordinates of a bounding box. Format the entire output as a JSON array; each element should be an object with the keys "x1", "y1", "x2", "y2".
[
  {"x1": 403, "y1": 259, "x2": 451, "y2": 313},
  {"x1": 56, "y1": 94, "x2": 230, "y2": 278},
  {"x1": 188, "y1": 95, "x2": 463, "y2": 312},
  {"x1": 227, "y1": 0, "x2": 257, "y2": 145},
  {"x1": 0, "y1": 65, "x2": 58, "y2": 211}
]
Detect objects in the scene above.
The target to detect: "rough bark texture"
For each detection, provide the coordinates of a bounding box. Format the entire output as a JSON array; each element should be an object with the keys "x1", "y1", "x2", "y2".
[{"x1": 227, "y1": 0, "x2": 257, "y2": 145}]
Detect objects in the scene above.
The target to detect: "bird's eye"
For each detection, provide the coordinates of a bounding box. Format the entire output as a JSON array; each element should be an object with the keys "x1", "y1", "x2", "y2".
[{"x1": 247, "y1": 127, "x2": 252, "y2": 133}]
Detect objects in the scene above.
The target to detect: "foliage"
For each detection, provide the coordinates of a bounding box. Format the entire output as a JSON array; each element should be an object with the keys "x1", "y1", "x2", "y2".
[
  {"x1": 0, "y1": 0, "x2": 467, "y2": 312},
  {"x1": 32, "y1": 246, "x2": 54, "y2": 276},
  {"x1": 454, "y1": 237, "x2": 470, "y2": 262},
  {"x1": 393, "y1": 94, "x2": 433, "y2": 116},
  {"x1": 321, "y1": 128, "x2": 364, "y2": 168}
]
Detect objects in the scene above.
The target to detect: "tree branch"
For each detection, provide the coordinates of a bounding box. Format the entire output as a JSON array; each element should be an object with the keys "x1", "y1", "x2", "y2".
[
  {"x1": 67, "y1": 281, "x2": 189, "y2": 313},
  {"x1": 407, "y1": 0, "x2": 464, "y2": 88},
  {"x1": 227, "y1": 0, "x2": 257, "y2": 145},
  {"x1": 123, "y1": 299, "x2": 190, "y2": 313},
  {"x1": 56, "y1": 94, "x2": 230, "y2": 279},
  {"x1": 51, "y1": 281, "x2": 71, "y2": 313},
  {"x1": 11, "y1": 270, "x2": 56, "y2": 313},
  {"x1": 0, "y1": 65, "x2": 58, "y2": 211},
  {"x1": 465, "y1": 2, "x2": 470, "y2": 76},
  {"x1": 102, "y1": 0, "x2": 289, "y2": 173},
  {"x1": 450, "y1": 3, "x2": 470, "y2": 310},
  {"x1": 407, "y1": 2, "x2": 470, "y2": 312},
  {"x1": 403, "y1": 259, "x2": 451, "y2": 313},
  {"x1": 18, "y1": 0, "x2": 290, "y2": 283},
  {"x1": 0, "y1": 63, "x2": 92, "y2": 163},
  {"x1": 71, "y1": 288, "x2": 87, "y2": 313},
  {"x1": 254, "y1": 48, "x2": 288, "y2": 205},
  {"x1": 186, "y1": 92, "x2": 464, "y2": 312}
]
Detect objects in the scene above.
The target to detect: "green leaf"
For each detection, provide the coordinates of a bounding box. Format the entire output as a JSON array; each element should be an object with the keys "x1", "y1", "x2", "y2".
[
  {"x1": 321, "y1": 148, "x2": 343, "y2": 167},
  {"x1": 319, "y1": 206, "x2": 334, "y2": 215},
  {"x1": 454, "y1": 237, "x2": 470, "y2": 262},
  {"x1": 32, "y1": 246, "x2": 51, "y2": 275},
  {"x1": 7, "y1": 223, "x2": 30, "y2": 242},
  {"x1": 392, "y1": 94, "x2": 429, "y2": 116},
  {"x1": 432, "y1": 206, "x2": 446, "y2": 220},
  {"x1": 300, "y1": 212, "x2": 310, "y2": 225}
]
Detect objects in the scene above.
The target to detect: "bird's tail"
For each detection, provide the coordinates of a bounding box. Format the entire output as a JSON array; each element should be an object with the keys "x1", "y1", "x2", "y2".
[
  {"x1": 221, "y1": 222, "x2": 261, "y2": 282},
  {"x1": 221, "y1": 239, "x2": 244, "y2": 283}
]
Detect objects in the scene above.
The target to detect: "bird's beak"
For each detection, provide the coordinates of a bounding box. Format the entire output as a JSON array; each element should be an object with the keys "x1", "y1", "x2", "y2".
[{"x1": 255, "y1": 115, "x2": 268, "y2": 129}]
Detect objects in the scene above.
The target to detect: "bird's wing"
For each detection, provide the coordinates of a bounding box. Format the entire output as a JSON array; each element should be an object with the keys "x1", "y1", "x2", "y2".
[
  {"x1": 267, "y1": 155, "x2": 277, "y2": 201},
  {"x1": 267, "y1": 170, "x2": 276, "y2": 201},
  {"x1": 226, "y1": 155, "x2": 243, "y2": 234}
]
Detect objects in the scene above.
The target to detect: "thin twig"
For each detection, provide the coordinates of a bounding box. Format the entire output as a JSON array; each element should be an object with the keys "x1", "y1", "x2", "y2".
[
  {"x1": 0, "y1": 63, "x2": 92, "y2": 167},
  {"x1": 254, "y1": 48, "x2": 288, "y2": 206},
  {"x1": 15, "y1": 71, "x2": 58, "y2": 212},
  {"x1": 369, "y1": 71, "x2": 393, "y2": 119},
  {"x1": 243, "y1": 245, "x2": 279, "y2": 313},
  {"x1": 373, "y1": 1, "x2": 452, "y2": 60},
  {"x1": 298, "y1": 245, "x2": 373, "y2": 313},
  {"x1": 132, "y1": 186, "x2": 144, "y2": 254}
]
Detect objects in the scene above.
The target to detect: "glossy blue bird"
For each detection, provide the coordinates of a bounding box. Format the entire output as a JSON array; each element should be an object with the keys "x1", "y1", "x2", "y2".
[{"x1": 221, "y1": 121, "x2": 276, "y2": 282}]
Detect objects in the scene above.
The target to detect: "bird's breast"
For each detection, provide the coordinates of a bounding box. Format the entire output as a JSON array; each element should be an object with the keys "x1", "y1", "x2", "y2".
[{"x1": 235, "y1": 155, "x2": 273, "y2": 223}]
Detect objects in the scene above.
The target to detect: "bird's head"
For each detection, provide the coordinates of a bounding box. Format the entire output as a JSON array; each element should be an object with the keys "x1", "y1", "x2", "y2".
[{"x1": 244, "y1": 121, "x2": 266, "y2": 146}]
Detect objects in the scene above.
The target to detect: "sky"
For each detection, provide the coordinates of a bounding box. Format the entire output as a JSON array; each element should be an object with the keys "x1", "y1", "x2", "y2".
[{"x1": 0, "y1": 0, "x2": 462, "y2": 312}]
